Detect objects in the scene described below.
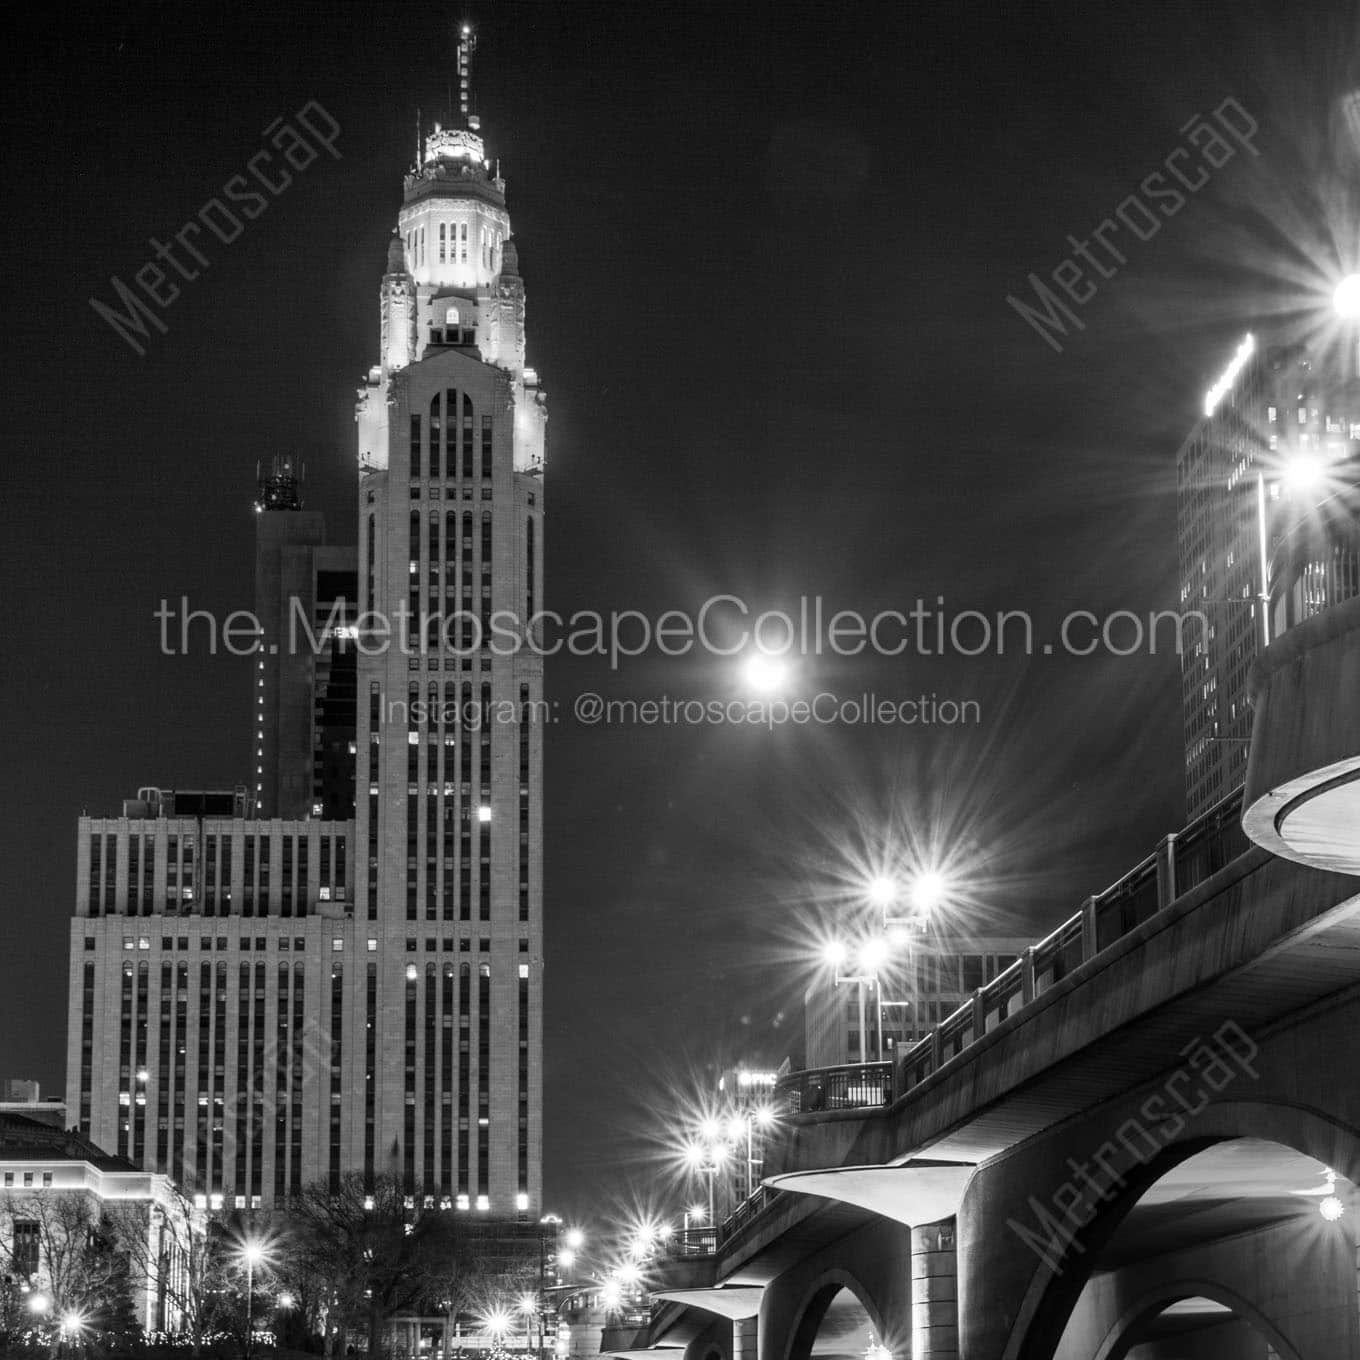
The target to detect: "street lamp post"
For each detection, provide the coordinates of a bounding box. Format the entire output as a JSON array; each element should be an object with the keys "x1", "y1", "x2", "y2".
[{"x1": 239, "y1": 1240, "x2": 266, "y2": 1360}]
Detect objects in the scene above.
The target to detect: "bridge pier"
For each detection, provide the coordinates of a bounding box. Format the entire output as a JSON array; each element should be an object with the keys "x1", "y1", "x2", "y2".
[
  {"x1": 733, "y1": 1315, "x2": 757, "y2": 1360},
  {"x1": 911, "y1": 1220, "x2": 958, "y2": 1359}
]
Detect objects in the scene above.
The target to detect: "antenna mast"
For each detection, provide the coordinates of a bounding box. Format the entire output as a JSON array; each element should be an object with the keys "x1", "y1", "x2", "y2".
[{"x1": 459, "y1": 23, "x2": 479, "y2": 128}]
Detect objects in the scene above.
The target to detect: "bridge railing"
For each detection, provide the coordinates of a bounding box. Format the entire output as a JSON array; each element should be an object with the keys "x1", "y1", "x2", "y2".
[
  {"x1": 717, "y1": 789, "x2": 1251, "y2": 1253},
  {"x1": 776, "y1": 1061, "x2": 893, "y2": 1114},
  {"x1": 895, "y1": 786, "x2": 1247, "y2": 1097},
  {"x1": 667, "y1": 1226, "x2": 717, "y2": 1257}
]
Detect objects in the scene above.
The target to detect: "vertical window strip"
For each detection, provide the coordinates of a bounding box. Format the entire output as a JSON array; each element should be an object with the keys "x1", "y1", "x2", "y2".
[
  {"x1": 424, "y1": 962, "x2": 437, "y2": 1191},
  {"x1": 235, "y1": 963, "x2": 250, "y2": 1196},
  {"x1": 457, "y1": 963, "x2": 470, "y2": 1196},
  {"x1": 404, "y1": 968, "x2": 417, "y2": 1190},
  {"x1": 133, "y1": 961, "x2": 149, "y2": 1164},
  {"x1": 441, "y1": 964, "x2": 454, "y2": 1189},
  {"x1": 290, "y1": 961, "x2": 304, "y2": 1194},
  {"x1": 365, "y1": 962, "x2": 377, "y2": 1188},
  {"x1": 118, "y1": 962, "x2": 133, "y2": 1156},
  {"x1": 275, "y1": 962, "x2": 290, "y2": 1202},
  {"x1": 329, "y1": 963, "x2": 344, "y2": 1189},
  {"x1": 477, "y1": 964, "x2": 490, "y2": 1200}
]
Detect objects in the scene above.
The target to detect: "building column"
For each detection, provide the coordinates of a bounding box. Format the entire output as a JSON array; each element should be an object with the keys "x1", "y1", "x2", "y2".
[
  {"x1": 910, "y1": 1219, "x2": 958, "y2": 1360},
  {"x1": 733, "y1": 1314, "x2": 758, "y2": 1360}
]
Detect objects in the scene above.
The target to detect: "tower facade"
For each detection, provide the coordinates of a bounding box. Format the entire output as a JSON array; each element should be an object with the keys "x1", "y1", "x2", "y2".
[
  {"x1": 1177, "y1": 335, "x2": 1360, "y2": 819},
  {"x1": 67, "y1": 44, "x2": 546, "y2": 1219},
  {"x1": 352, "y1": 79, "x2": 547, "y2": 1215}
]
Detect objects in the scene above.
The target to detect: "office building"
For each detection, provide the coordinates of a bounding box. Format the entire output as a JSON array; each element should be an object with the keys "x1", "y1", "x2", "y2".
[
  {"x1": 1176, "y1": 333, "x2": 1360, "y2": 817},
  {"x1": 67, "y1": 32, "x2": 546, "y2": 1217}
]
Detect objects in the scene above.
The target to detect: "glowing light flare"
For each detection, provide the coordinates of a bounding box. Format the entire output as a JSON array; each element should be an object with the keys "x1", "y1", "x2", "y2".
[
  {"x1": 1321, "y1": 1195, "x2": 1346, "y2": 1221},
  {"x1": 909, "y1": 869, "x2": 949, "y2": 916},
  {"x1": 857, "y1": 935, "x2": 890, "y2": 974},
  {"x1": 866, "y1": 875, "x2": 898, "y2": 908},
  {"x1": 599, "y1": 1280, "x2": 623, "y2": 1311},
  {"x1": 480, "y1": 1307, "x2": 515, "y2": 1338},
  {"x1": 864, "y1": 1341, "x2": 892, "y2": 1360},
  {"x1": 59, "y1": 1310, "x2": 86, "y2": 1337},
  {"x1": 564, "y1": 1227, "x2": 585, "y2": 1251},
  {"x1": 822, "y1": 939, "x2": 849, "y2": 968},
  {"x1": 556, "y1": 1249, "x2": 576, "y2": 1268},
  {"x1": 517, "y1": 1293, "x2": 539, "y2": 1317},
  {"x1": 1334, "y1": 274, "x2": 1360, "y2": 319},
  {"x1": 1281, "y1": 452, "x2": 1326, "y2": 494},
  {"x1": 741, "y1": 651, "x2": 792, "y2": 694},
  {"x1": 27, "y1": 1294, "x2": 50, "y2": 1315}
]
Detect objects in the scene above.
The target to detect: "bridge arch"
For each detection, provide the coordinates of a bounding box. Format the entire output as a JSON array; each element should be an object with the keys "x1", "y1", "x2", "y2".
[
  {"x1": 1087, "y1": 1280, "x2": 1303, "y2": 1360},
  {"x1": 781, "y1": 1269, "x2": 886, "y2": 1360},
  {"x1": 996, "y1": 1098, "x2": 1360, "y2": 1360}
]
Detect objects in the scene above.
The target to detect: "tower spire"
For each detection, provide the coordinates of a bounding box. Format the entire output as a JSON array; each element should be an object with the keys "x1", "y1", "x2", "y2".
[{"x1": 458, "y1": 22, "x2": 479, "y2": 129}]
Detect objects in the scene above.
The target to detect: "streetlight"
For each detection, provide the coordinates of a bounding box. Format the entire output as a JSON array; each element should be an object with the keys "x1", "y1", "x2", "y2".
[
  {"x1": 517, "y1": 1292, "x2": 539, "y2": 1352},
  {"x1": 824, "y1": 938, "x2": 885, "y2": 1062},
  {"x1": 683, "y1": 1137, "x2": 729, "y2": 1224},
  {"x1": 481, "y1": 1305, "x2": 514, "y2": 1345},
  {"x1": 1334, "y1": 273, "x2": 1360, "y2": 319},
  {"x1": 238, "y1": 1238, "x2": 268, "y2": 1360}
]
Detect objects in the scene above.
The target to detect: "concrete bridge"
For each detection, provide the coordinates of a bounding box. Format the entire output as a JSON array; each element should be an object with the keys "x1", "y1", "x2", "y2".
[{"x1": 632, "y1": 598, "x2": 1360, "y2": 1360}]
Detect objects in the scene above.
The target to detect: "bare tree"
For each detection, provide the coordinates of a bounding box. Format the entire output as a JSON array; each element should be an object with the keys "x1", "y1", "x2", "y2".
[
  {"x1": 288, "y1": 1173, "x2": 439, "y2": 1359},
  {"x1": 421, "y1": 1236, "x2": 495, "y2": 1360},
  {"x1": 106, "y1": 1186, "x2": 222, "y2": 1353},
  {"x1": 0, "y1": 1193, "x2": 133, "y2": 1334}
]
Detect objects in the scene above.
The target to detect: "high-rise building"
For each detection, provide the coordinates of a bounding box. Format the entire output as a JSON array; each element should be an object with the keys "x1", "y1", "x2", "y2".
[
  {"x1": 67, "y1": 34, "x2": 546, "y2": 1218},
  {"x1": 253, "y1": 457, "x2": 358, "y2": 822},
  {"x1": 1176, "y1": 334, "x2": 1360, "y2": 818}
]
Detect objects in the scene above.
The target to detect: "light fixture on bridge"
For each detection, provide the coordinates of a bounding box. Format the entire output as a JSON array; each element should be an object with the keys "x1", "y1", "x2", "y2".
[{"x1": 864, "y1": 1339, "x2": 891, "y2": 1360}]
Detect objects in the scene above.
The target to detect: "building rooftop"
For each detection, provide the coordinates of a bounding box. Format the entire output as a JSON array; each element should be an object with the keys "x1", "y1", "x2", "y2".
[{"x1": 0, "y1": 1112, "x2": 135, "y2": 1172}]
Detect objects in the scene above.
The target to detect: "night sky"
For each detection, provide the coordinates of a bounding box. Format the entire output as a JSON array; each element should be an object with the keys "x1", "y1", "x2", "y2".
[{"x1": 3, "y1": 0, "x2": 1359, "y2": 1227}]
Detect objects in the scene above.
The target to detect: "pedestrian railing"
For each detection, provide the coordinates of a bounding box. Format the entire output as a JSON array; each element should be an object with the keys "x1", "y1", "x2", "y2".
[
  {"x1": 894, "y1": 787, "x2": 1247, "y2": 1096},
  {"x1": 729, "y1": 787, "x2": 1252, "y2": 1251},
  {"x1": 776, "y1": 1061, "x2": 893, "y2": 1114}
]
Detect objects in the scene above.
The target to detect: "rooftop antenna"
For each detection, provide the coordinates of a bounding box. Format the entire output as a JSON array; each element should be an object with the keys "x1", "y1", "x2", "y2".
[
  {"x1": 416, "y1": 106, "x2": 421, "y2": 165},
  {"x1": 459, "y1": 22, "x2": 479, "y2": 129}
]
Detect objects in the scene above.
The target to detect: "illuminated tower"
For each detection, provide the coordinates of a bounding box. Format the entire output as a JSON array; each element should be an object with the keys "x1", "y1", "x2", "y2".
[
  {"x1": 353, "y1": 23, "x2": 547, "y2": 1212},
  {"x1": 66, "y1": 29, "x2": 546, "y2": 1219}
]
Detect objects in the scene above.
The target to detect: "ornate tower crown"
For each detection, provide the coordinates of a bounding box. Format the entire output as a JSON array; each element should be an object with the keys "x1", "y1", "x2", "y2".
[{"x1": 424, "y1": 125, "x2": 485, "y2": 167}]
